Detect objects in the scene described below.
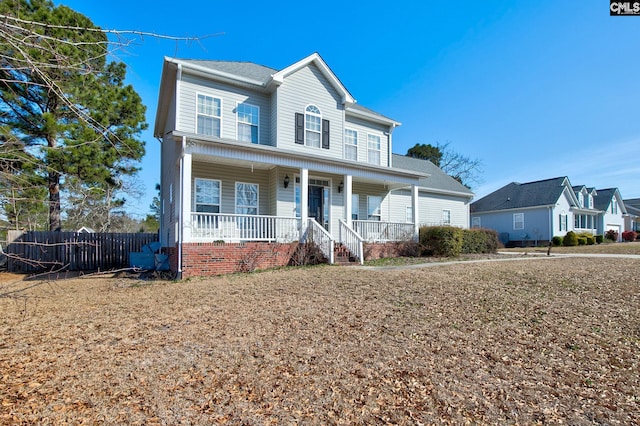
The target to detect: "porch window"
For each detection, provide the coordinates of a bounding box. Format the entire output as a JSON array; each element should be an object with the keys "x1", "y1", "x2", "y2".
[
  {"x1": 305, "y1": 105, "x2": 321, "y2": 148},
  {"x1": 196, "y1": 94, "x2": 221, "y2": 137},
  {"x1": 442, "y1": 209, "x2": 451, "y2": 225},
  {"x1": 367, "y1": 196, "x2": 382, "y2": 221},
  {"x1": 513, "y1": 213, "x2": 524, "y2": 230},
  {"x1": 236, "y1": 103, "x2": 259, "y2": 143},
  {"x1": 352, "y1": 194, "x2": 359, "y2": 220},
  {"x1": 194, "y1": 178, "x2": 220, "y2": 213},
  {"x1": 406, "y1": 206, "x2": 412, "y2": 223},
  {"x1": 344, "y1": 129, "x2": 358, "y2": 161},
  {"x1": 236, "y1": 182, "x2": 258, "y2": 215},
  {"x1": 367, "y1": 134, "x2": 381, "y2": 165},
  {"x1": 472, "y1": 217, "x2": 481, "y2": 228}
]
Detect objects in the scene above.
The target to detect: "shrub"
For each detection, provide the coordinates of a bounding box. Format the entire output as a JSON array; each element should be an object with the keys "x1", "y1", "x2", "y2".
[
  {"x1": 419, "y1": 226, "x2": 463, "y2": 257},
  {"x1": 585, "y1": 235, "x2": 595, "y2": 245},
  {"x1": 552, "y1": 236, "x2": 563, "y2": 246},
  {"x1": 622, "y1": 231, "x2": 637, "y2": 242},
  {"x1": 595, "y1": 234, "x2": 603, "y2": 244},
  {"x1": 605, "y1": 229, "x2": 619, "y2": 241},
  {"x1": 563, "y1": 231, "x2": 578, "y2": 246},
  {"x1": 577, "y1": 237, "x2": 587, "y2": 246},
  {"x1": 576, "y1": 232, "x2": 595, "y2": 246},
  {"x1": 462, "y1": 228, "x2": 499, "y2": 254}
]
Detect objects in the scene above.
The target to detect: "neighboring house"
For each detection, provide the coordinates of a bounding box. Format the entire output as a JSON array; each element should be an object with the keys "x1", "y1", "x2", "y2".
[
  {"x1": 154, "y1": 53, "x2": 470, "y2": 277},
  {"x1": 623, "y1": 198, "x2": 640, "y2": 232},
  {"x1": 77, "y1": 226, "x2": 95, "y2": 234},
  {"x1": 470, "y1": 177, "x2": 628, "y2": 245}
]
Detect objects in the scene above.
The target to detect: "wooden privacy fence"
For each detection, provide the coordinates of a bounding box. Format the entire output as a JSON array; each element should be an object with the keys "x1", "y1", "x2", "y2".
[{"x1": 5, "y1": 231, "x2": 159, "y2": 273}]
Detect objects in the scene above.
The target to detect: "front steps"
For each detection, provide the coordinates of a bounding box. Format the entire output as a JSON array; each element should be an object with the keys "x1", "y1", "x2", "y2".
[{"x1": 334, "y1": 243, "x2": 358, "y2": 266}]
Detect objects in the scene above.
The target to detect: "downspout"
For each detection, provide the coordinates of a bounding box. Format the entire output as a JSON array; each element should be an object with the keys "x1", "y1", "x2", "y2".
[
  {"x1": 548, "y1": 205, "x2": 552, "y2": 243},
  {"x1": 178, "y1": 135, "x2": 186, "y2": 278}
]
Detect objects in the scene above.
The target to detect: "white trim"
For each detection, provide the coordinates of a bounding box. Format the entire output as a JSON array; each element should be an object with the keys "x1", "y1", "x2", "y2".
[
  {"x1": 235, "y1": 101, "x2": 260, "y2": 144},
  {"x1": 195, "y1": 92, "x2": 222, "y2": 138}
]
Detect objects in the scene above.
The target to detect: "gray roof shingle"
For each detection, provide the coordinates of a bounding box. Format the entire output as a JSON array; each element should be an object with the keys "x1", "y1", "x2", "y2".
[
  {"x1": 178, "y1": 59, "x2": 277, "y2": 85},
  {"x1": 471, "y1": 177, "x2": 568, "y2": 213},
  {"x1": 391, "y1": 154, "x2": 473, "y2": 195},
  {"x1": 593, "y1": 188, "x2": 617, "y2": 211}
]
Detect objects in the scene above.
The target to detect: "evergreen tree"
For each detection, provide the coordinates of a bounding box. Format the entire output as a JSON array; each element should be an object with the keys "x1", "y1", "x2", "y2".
[{"x1": 0, "y1": 0, "x2": 147, "y2": 231}]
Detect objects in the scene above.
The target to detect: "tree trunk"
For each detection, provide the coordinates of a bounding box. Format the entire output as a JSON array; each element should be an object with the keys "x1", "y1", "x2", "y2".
[{"x1": 48, "y1": 169, "x2": 61, "y2": 231}]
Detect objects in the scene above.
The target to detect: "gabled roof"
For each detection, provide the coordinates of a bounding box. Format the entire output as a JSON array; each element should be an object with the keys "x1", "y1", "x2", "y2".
[
  {"x1": 154, "y1": 53, "x2": 398, "y2": 137},
  {"x1": 391, "y1": 154, "x2": 474, "y2": 197},
  {"x1": 624, "y1": 198, "x2": 640, "y2": 216},
  {"x1": 471, "y1": 177, "x2": 570, "y2": 213},
  {"x1": 594, "y1": 188, "x2": 627, "y2": 214}
]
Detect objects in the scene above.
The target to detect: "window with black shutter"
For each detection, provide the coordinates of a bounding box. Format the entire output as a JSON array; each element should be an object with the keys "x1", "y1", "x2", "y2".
[
  {"x1": 295, "y1": 113, "x2": 304, "y2": 144},
  {"x1": 322, "y1": 119, "x2": 330, "y2": 149}
]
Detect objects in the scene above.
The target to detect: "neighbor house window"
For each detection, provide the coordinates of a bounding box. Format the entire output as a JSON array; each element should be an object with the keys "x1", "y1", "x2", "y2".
[
  {"x1": 236, "y1": 183, "x2": 258, "y2": 215},
  {"x1": 352, "y1": 194, "x2": 359, "y2": 220},
  {"x1": 472, "y1": 217, "x2": 481, "y2": 228},
  {"x1": 197, "y1": 94, "x2": 221, "y2": 137},
  {"x1": 559, "y1": 212, "x2": 567, "y2": 231},
  {"x1": 194, "y1": 178, "x2": 220, "y2": 213},
  {"x1": 305, "y1": 105, "x2": 322, "y2": 148},
  {"x1": 367, "y1": 134, "x2": 381, "y2": 165},
  {"x1": 236, "y1": 103, "x2": 259, "y2": 143},
  {"x1": 442, "y1": 209, "x2": 451, "y2": 225},
  {"x1": 611, "y1": 198, "x2": 618, "y2": 214},
  {"x1": 513, "y1": 213, "x2": 524, "y2": 230},
  {"x1": 367, "y1": 195, "x2": 382, "y2": 221},
  {"x1": 344, "y1": 129, "x2": 358, "y2": 161},
  {"x1": 578, "y1": 192, "x2": 584, "y2": 208}
]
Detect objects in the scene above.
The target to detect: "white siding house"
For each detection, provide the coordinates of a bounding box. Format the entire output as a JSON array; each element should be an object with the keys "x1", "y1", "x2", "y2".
[{"x1": 154, "y1": 53, "x2": 471, "y2": 277}]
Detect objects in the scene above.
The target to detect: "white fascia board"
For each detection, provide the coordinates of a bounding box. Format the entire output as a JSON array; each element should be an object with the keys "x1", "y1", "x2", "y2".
[
  {"x1": 346, "y1": 107, "x2": 401, "y2": 128},
  {"x1": 271, "y1": 53, "x2": 355, "y2": 105},
  {"x1": 473, "y1": 205, "x2": 556, "y2": 215}
]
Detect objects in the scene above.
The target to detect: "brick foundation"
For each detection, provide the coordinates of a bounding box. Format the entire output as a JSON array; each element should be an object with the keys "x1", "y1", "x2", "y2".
[
  {"x1": 363, "y1": 241, "x2": 420, "y2": 260},
  {"x1": 174, "y1": 241, "x2": 300, "y2": 278}
]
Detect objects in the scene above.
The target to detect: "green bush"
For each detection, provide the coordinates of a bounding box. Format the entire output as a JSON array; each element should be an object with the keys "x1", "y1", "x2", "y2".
[
  {"x1": 461, "y1": 228, "x2": 499, "y2": 254},
  {"x1": 577, "y1": 237, "x2": 587, "y2": 245},
  {"x1": 585, "y1": 235, "x2": 595, "y2": 245},
  {"x1": 595, "y1": 234, "x2": 603, "y2": 244},
  {"x1": 552, "y1": 236, "x2": 563, "y2": 246},
  {"x1": 419, "y1": 226, "x2": 463, "y2": 257},
  {"x1": 563, "y1": 231, "x2": 578, "y2": 246}
]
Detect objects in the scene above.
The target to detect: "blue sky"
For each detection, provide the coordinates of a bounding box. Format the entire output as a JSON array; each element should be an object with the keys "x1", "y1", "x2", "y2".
[{"x1": 57, "y1": 0, "x2": 640, "y2": 217}]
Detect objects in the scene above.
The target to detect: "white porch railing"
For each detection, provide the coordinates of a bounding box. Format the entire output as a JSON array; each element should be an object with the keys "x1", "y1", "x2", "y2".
[
  {"x1": 352, "y1": 220, "x2": 415, "y2": 242},
  {"x1": 339, "y1": 220, "x2": 364, "y2": 265},
  {"x1": 190, "y1": 213, "x2": 301, "y2": 242},
  {"x1": 307, "y1": 218, "x2": 334, "y2": 264}
]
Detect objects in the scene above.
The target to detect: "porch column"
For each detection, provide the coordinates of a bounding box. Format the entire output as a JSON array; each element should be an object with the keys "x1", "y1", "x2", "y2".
[
  {"x1": 344, "y1": 174, "x2": 353, "y2": 227},
  {"x1": 181, "y1": 151, "x2": 193, "y2": 242},
  {"x1": 300, "y1": 168, "x2": 309, "y2": 239},
  {"x1": 411, "y1": 184, "x2": 419, "y2": 241}
]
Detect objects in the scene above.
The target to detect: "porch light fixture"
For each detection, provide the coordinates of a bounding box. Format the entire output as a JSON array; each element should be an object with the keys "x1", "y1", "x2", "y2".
[
  {"x1": 338, "y1": 181, "x2": 344, "y2": 193},
  {"x1": 283, "y1": 174, "x2": 290, "y2": 188}
]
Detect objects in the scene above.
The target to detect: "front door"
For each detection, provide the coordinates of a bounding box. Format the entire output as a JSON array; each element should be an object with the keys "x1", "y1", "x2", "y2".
[{"x1": 308, "y1": 185, "x2": 324, "y2": 227}]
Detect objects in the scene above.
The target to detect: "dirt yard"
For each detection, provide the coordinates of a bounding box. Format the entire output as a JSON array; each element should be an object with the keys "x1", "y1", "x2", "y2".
[{"x1": 1, "y1": 255, "x2": 639, "y2": 424}]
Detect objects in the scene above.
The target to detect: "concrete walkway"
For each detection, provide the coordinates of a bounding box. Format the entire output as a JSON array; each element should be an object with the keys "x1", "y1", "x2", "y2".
[{"x1": 355, "y1": 252, "x2": 640, "y2": 272}]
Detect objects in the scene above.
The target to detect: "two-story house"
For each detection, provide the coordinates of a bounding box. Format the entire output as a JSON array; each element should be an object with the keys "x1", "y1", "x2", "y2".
[
  {"x1": 470, "y1": 176, "x2": 628, "y2": 245},
  {"x1": 154, "y1": 53, "x2": 471, "y2": 277}
]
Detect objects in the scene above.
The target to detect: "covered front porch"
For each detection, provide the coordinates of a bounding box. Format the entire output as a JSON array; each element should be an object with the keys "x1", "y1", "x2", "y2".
[{"x1": 171, "y1": 135, "x2": 426, "y2": 265}]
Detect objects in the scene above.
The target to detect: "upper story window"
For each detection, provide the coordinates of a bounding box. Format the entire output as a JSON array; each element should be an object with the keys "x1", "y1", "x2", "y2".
[
  {"x1": 611, "y1": 198, "x2": 618, "y2": 214},
  {"x1": 237, "y1": 103, "x2": 259, "y2": 143},
  {"x1": 197, "y1": 94, "x2": 221, "y2": 137},
  {"x1": 305, "y1": 105, "x2": 322, "y2": 148},
  {"x1": 194, "y1": 178, "x2": 220, "y2": 213},
  {"x1": 367, "y1": 134, "x2": 381, "y2": 165},
  {"x1": 295, "y1": 106, "x2": 329, "y2": 149},
  {"x1": 586, "y1": 194, "x2": 592, "y2": 209},
  {"x1": 577, "y1": 192, "x2": 584, "y2": 207},
  {"x1": 513, "y1": 212, "x2": 524, "y2": 230},
  {"x1": 344, "y1": 129, "x2": 358, "y2": 161}
]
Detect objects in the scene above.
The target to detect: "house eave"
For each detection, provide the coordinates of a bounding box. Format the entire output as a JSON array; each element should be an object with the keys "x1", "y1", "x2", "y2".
[
  {"x1": 169, "y1": 131, "x2": 428, "y2": 183},
  {"x1": 166, "y1": 57, "x2": 269, "y2": 88},
  {"x1": 346, "y1": 107, "x2": 401, "y2": 128},
  {"x1": 471, "y1": 204, "x2": 556, "y2": 215}
]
